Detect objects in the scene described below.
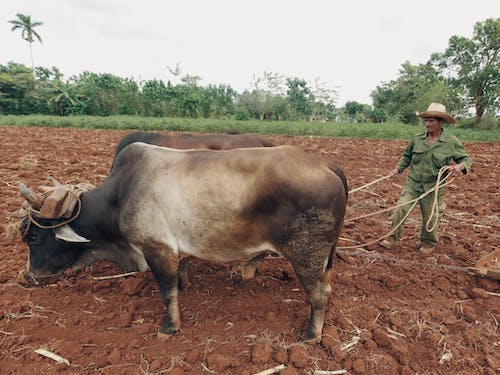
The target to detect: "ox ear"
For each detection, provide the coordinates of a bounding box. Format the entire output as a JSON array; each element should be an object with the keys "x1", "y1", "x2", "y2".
[{"x1": 55, "y1": 225, "x2": 91, "y2": 243}]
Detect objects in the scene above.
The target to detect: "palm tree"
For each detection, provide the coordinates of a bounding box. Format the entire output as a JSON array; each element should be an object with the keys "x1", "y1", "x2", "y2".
[{"x1": 9, "y1": 13, "x2": 43, "y2": 82}]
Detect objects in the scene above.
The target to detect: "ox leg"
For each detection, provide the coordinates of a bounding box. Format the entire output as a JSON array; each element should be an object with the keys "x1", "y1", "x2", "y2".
[
  {"x1": 290, "y1": 255, "x2": 332, "y2": 342},
  {"x1": 142, "y1": 245, "x2": 181, "y2": 334},
  {"x1": 285, "y1": 210, "x2": 339, "y2": 342}
]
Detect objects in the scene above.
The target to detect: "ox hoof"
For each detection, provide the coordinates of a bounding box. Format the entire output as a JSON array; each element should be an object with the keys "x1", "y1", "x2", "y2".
[
  {"x1": 159, "y1": 322, "x2": 180, "y2": 336},
  {"x1": 302, "y1": 336, "x2": 321, "y2": 344},
  {"x1": 301, "y1": 332, "x2": 321, "y2": 344}
]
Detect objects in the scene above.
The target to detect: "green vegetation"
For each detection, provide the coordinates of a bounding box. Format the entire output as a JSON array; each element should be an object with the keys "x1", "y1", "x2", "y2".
[
  {"x1": 0, "y1": 64, "x2": 340, "y2": 122},
  {"x1": 0, "y1": 115, "x2": 497, "y2": 142},
  {"x1": 371, "y1": 18, "x2": 499, "y2": 125},
  {"x1": 430, "y1": 18, "x2": 499, "y2": 123},
  {"x1": 2, "y1": 16, "x2": 498, "y2": 128}
]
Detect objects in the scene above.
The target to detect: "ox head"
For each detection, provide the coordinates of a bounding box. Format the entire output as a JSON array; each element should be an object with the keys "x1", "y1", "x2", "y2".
[{"x1": 19, "y1": 180, "x2": 91, "y2": 285}]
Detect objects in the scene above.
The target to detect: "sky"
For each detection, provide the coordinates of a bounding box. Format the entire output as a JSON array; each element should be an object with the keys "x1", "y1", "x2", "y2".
[{"x1": 1, "y1": 0, "x2": 498, "y2": 106}]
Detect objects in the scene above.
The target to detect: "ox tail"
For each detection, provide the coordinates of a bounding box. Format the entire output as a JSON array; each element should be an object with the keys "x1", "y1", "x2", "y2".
[
  {"x1": 325, "y1": 162, "x2": 348, "y2": 285},
  {"x1": 328, "y1": 163, "x2": 349, "y2": 201},
  {"x1": 325, "y1": 240, "x2": 338, "y2": 284}
]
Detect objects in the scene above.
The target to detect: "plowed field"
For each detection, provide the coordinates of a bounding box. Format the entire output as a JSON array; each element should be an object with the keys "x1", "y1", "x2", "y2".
[{"x1": 0, "y1": 126, "x2": 498, "y2": 375}]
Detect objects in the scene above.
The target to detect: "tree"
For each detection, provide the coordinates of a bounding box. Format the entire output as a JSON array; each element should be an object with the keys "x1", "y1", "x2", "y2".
[
  {"x1": 9, "y1": 13, "x2": 43, "y2": 82},
  {"x1": 343, "y1": 101, "x2": 371, "y2": 122},
  {"x1": 35, "y1": 66, "x2": 76, "y2": 115},
  {"x1": 431, "y1": 18, "x2": 499, "y2": 122},
  {"x1": 287, "y1": 77, "x2": 311, "y2": 120},
  {"x1": 308, "y1": 77, "x2": 338, "y2": 121},
  {"x1": 201, "y1": 84, "x2": 236, "y2": 118},
  {"x1": 371, "y1": 61, "x2": 452, "y2": 123},
  {"x1": 142, "y1": 79, "x2": 172, "y2": 116},
  {"x1": 251, "y1": 72, "x2": 288, "y2": 97},
  {"x1": 0, "y1": 62, "x2": 34, "y2": 114},
  {"x1": 71, "y1": 72, "x2": 140, "y2": 116},
  {"x1": 240, "y1": 72, "x2": 291, "y2": 120}
]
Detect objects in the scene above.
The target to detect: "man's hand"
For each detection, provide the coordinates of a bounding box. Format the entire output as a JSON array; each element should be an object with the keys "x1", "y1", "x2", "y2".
[{"x1": 449, "y1": 163, "x2": 465, "y2": 176}]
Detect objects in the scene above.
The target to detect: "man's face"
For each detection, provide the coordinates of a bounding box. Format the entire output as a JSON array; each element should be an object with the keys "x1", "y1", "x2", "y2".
[{"x1": 424, "y1": 117, "x2": 442, "y2": 133}]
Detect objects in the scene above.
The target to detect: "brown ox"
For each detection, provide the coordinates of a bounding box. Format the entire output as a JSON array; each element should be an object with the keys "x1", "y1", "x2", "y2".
[{"x1": 20, "y1": 144, "x2": 348, "y2": 341}]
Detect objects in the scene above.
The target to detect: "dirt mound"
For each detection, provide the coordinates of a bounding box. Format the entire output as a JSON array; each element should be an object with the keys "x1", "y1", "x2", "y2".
[{"x1": 0, "y1": 126, "x2": 498, "y2": 374}]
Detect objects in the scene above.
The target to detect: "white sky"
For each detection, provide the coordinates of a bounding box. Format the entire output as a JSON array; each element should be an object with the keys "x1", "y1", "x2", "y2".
[{"x1": 1, "y1": 0, "x2": 498, "y2": 105}]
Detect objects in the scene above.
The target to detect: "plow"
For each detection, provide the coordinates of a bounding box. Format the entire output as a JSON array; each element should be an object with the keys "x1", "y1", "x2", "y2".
[{"x1": 475, "y1": 248, "x2": 500, "y2": 281}]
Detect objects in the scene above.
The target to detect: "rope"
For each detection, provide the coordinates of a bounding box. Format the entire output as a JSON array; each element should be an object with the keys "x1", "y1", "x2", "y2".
[
  {"x1": 23, "y1": 188, "x2": 84, "y2": 237},
  {"x1": 336, "y1": 249, "x2": 478, "y2": 275},
  {"x1": 338, "y1": 166, "x2": 454, "y2": 250},
  {"x1": 349, "y1": 173, "x2": 393, "y2": 194},
  {"x1": 27, "y1": 192, "x2": 83, "y2": 230},
  {"x1": 265, "y1": 248, "x2": 478, "y2": 275},
  {"x1": 425, "y1": 166, "x2": 450, "y2": 232}
]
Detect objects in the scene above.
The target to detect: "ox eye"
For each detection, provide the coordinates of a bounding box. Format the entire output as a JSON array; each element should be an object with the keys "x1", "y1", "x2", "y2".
[{"x1": 24, "y1": 234, "x2": 38, "y2": 244}]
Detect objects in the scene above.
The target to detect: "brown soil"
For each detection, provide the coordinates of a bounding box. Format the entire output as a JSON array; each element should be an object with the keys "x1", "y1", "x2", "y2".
[{"x1": 0, "y1": 126, "x2": 498, "y2": 375}]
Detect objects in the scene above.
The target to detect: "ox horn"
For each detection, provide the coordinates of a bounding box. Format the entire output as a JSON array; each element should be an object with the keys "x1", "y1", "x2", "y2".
[
  {"x1": 19, "y1": 183, "x2": 44, "y2": 210},
  {"x1": 37, "y1": 185, "x2": 54, "y2": 194},
  {"x1": 55, "y1": 225, "x2": 91, "y2": 243},
  {"x1": 48, "y1": 176, "x2": 63, "y2": 187}
]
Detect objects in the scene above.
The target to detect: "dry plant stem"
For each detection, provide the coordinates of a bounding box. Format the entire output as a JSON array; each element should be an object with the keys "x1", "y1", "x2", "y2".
[
  {"x1": 92, "y1": 271, "x2": 138, "y2": 280},
  {"x1": 34, "y1": 348, "x2": 70, "y2": 365},
  {"x1": 252, "y1": 364, "x2": 286, "y2": 375}
]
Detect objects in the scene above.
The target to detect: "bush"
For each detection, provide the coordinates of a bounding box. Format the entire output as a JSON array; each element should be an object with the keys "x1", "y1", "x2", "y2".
[
  {"x1": 457, "y1": 116, "x2": 498, "y2": 130},
  {"x1": 456, "y1": 118, "x2": 476, "y2": 129},
  {"x1": 478, "y1": 116, "x2": 498, "y2": 130},
  {"x1": 234, "y1": 108, "x2": 251, "y2": 121}
]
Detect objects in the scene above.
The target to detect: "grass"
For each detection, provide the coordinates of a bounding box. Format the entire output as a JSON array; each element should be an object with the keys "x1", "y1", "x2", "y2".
[{"x1": 0, "y1": 114, "x2": 498, "y2": 142}]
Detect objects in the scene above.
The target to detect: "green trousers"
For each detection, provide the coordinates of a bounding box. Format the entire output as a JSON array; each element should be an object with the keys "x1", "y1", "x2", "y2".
[{"x1": 389, "y1": 181, "x2": 446, "y2": 247}]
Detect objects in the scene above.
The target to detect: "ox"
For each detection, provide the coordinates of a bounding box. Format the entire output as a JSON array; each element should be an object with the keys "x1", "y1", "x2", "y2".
[
  {"x1": 19, "y1": 144, "x2": 348, "y2": 341},
  {"x1": 110, "y1": 131, "x2": 276, "y2": 280},
  {"x1": 111, "y1": 131, "x2": 274, "y2": 170}
]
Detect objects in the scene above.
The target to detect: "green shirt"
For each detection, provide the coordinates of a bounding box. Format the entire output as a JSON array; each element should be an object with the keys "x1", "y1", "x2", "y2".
[{"x1": 396, "y1": 129, "x2": 472, "y2": 191}]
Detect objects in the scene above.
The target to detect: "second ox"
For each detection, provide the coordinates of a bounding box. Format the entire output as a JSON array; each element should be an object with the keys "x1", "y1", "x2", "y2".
[
  {"x1": 110, "y1": 131, "x2": 274, "y2": 170},
  {"x1": 19, "y1": 144, "x2": 348, "y2": 341}
]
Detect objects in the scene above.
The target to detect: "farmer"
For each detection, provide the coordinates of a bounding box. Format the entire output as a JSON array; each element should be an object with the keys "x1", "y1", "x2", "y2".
[{"x1": 380, "y1": 103, "x2": 472, "y2": 254}]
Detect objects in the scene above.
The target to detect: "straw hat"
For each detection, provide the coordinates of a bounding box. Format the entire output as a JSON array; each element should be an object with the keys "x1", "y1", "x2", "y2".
[{"x1": 416, "y1": 103, "x2": 456, "y2": 124}]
